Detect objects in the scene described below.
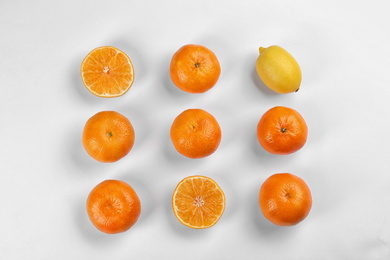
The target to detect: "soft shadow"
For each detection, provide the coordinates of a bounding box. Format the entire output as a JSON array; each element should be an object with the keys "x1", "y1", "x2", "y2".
[
  {"x1": 163, "y1": 135, "x2": 187, "y2": 164},
  {"x1": 251, "y1": 131, "x2": 274, "y2": 158},
  {"x1": 117, "y1": 172, "x2": 154, "y2": 226},
  {"x1": 215, "y1": 174, "x2": 236, "y2": 222},
  {"x1": 108, "y1": 38, "x2": 147, "y2": 85},
  {"x1": 251, "y1": 67, "x2": 280, "y2": 97},
  {"x1": 252, "y1": 197, "x2": 281, "y2": 235},
  {"x1": 247, "y1": 184, "x2": 297, "y2": 241},
  {"x1": 163, "y1": 70, "x2": 186, "y2": 97},
  {"x1": 250, "y1": 131, "x2": 279, "y2": 163},
  {"x1": 249, "y1": 131, "x2": 297, "y2": 167},
  {"x1": 159, "y1": 50, "x2": 204, "y2": 103},
  {"x1": 114, "y1": 104, "x2": 151, "y2": 153},
  {"x1": 69, "y1": 51, "x2": 102, "y2": 104},
  {"x1": 161, "y1": 58, "x2": 198, "y2": 101},
  {"x1": 74, "y1": 199, "x2": 126, "y2": 244},
  {"x1": 66, "y1": 122, "x2": 110, "y2": 173},
  {"x1": 196, "y1": 34, "x2": 234, "y2": 79},
  {"x1": 162, "y1": 133, "x2": 208, "y2": 169},
  {"x1": 164, "y1": 183, "x2": 212, "y2": 239}
]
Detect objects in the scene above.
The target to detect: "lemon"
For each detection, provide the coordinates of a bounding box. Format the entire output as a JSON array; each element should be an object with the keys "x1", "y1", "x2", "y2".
[{"x1": 256, "y1": 45, "x2": 302, "y2": 94}]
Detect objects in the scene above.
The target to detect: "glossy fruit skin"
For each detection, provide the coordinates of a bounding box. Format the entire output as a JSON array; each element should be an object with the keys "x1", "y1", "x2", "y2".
[
  {"x1": 256, "y1": 45, "x2": 301, "y2": 94},
  {"x1": 259, "y1": 173, "x2": 312, "y2": 226},
  {"x1": 170, "y1": 109, "x2": 221, "y2": 159},
  {"x1": 86, "y1": 180, "x2": 141, "y2": 234},
  {"x1": 82, "y1": 111, "x2": 135, "y2": 163},
  {"x1": 257, "y1": 106, "x2": 308, "y2": 155},
  {"x1": 172, "y1": 175, "x2": 225, "y2": 229},
  {"x1": 170, "y1": 44, "x2": 221, "y2": 93}
]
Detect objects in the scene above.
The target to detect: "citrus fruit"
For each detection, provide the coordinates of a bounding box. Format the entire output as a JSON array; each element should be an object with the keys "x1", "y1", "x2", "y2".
[
  {"x1": 256, "y1": 45, "x2": 301, "y2": 94},
  {"x1": 259, "y1": 173, "x2": 312, "y2": 226},
  {"x1": 81, "y1": 46, "x2": 134, "y2": 97},
  {"x1": 257, "y1": 106, "x2": 308, "y2": 155},
  {"x1": 170, "y1": 44, "x2": 221, "y2": 93},
  {"x1": 86, "y1": 179, "x2": 141, "y2": 234},
  {"x1": 82, "y1": 111, "x2": 135, "y2": 163},
  {"x1": 172, "y1": 175, "x2": 225, "y2": 229},
  {"x1": 170, "y1": 108, "x2": 221, "y2": 159}
]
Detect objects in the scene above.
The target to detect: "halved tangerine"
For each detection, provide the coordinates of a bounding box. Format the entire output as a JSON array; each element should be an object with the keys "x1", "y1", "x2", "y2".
[
  {"x1": 172, "y1": 175, "x2": 225, "y2": 229},
  {"x1": 81, "y1": 46, "x2": 134, "y2": 97}
]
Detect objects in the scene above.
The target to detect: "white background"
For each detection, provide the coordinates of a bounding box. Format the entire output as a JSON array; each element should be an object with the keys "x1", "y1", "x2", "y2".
[{"x1": 1, "y1": 0, "x2": 390, "y2": 259}]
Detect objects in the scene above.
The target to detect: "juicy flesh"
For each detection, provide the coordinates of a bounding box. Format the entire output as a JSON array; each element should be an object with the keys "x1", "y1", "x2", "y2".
[
  {"x1": 82, "y1": 47, "x2": 133, "y2": 96},
  {"x1": 173, "y1": 177, "x2": 225, "y2": 228}
]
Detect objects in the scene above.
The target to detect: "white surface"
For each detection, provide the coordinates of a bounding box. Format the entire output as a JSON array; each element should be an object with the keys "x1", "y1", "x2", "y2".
[{"x1": 1, "y1": 0, "x2": 390, "y2": 259}]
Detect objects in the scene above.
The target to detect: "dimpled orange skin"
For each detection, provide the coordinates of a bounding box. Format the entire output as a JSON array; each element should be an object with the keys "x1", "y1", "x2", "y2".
[
  {"x1": 259, "y1": 173, "x2": 312, "y2": 226},
  {"x1": 170, "y1": 109, "x2": 222, "y2": 159},
  {"x1": 82, "y1": 111, "x2": 135, "y2": 163},
  {"x1": 86, "y1": 180, "x2": 141, "y2": 234},
  {"x1": 257, "y1": 106, "x2": 308, "y2": 155},
  {"x1": 170, "y1": 44, "x2": 221, "y2": 94}
]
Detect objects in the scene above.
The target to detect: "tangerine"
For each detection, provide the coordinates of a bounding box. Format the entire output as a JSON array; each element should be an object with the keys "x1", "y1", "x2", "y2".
[
  {"x1": 86, "y1": 179, "x2": 141, "y2": 234},
  {"x1": 81, "y1": 46, "x2": 134, "y2": 97},
  {"x1": 172, "y1": 175, "x2": 225, "y2": 229},
  {"x1": 259, "y1": 173, "x2": 312, "y2": 226},
  {"x1": 170, "y1": 108, "x2": 221, "y2": 159},
  {"x1": 82, "y1": 111, "x2": 135, "y2": 163},
  {"x1": 257, "y1": 106, "x2": 308, "y2": 155},
  {"x1": 170, "y1": 44, "x2": 221, "y2": 93}
]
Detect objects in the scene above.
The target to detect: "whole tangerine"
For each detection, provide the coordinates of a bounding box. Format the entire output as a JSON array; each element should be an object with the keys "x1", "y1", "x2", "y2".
[
  {"x1": 86, "y1": 179, "x2": 141, "y2": 234},
  {"x1": 257, "y1": 106, "x2": 308, "y2": 155},
  {"x1": 82, "y1": 111, "x2": 135, "y2": 163},
  {"x1": 170, "y1": 44, "x2": 221, "y2": 94},
  {"x1": 259, "y1": 173, "x2": 312, "y2": 226},
  {"x1": 170, "y1": 108, "x2": 221, "y2": 159}
]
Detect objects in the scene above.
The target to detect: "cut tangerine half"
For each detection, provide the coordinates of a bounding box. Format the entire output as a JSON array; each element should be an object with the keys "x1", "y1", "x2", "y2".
[
  {"x1": 81, "y1": 46, "x2": 134, "y2": 97},
  {"x1": 172, "y1": 175, "x2": 225, "y2": 229}
]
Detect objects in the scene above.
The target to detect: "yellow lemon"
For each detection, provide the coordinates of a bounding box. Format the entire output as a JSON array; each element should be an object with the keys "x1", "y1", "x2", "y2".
[{"x1": 256, "y1": 45, "x2": 302, "y2": 94}]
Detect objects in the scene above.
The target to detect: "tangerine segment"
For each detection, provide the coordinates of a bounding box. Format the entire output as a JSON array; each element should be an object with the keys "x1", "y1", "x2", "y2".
[
  {"x1": 170, "y1": 44, "x2": 221, "y2": 93},
  {"x1": 81, "y1": 46, "x2": 134, "y2": 97},
  {"x1": 172, "y1": 175, "x2": 225, "y2": 229},
  {"x1": 87, "y1": 180, "x2": 141, "y2": 234}
]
